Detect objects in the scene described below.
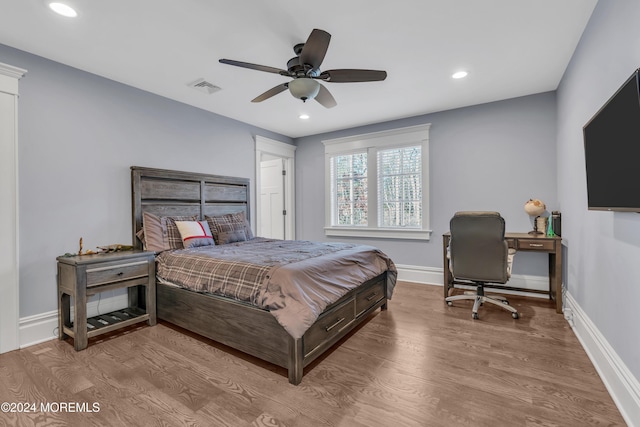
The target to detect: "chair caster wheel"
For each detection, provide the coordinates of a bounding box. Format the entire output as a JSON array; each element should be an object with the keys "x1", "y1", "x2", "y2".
[
  {"x1": 512, "y1": 312, "x2": 519, "y2": 319},
  {"x1": 447, "y1": 301, "x2": 453, "y2": 307},
  {"x1": 472, "y1": 313, "x2": 479, "y2": 320},
  {"x1": 502, "y1": 300, "x2": 510, "y2": 305}
]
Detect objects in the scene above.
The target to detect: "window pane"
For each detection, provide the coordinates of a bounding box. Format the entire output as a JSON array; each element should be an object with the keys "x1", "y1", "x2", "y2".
[
  {"x1": 378, "y1": 145, "x2": 422, "y2": 228},
  {"x1": 381, "y1": 150, "x2": 401, "y2": 174},
  {"x1": 352, "y1": 153, "x2": 367, "y2": 177},
  {"x1": 331, "y1": 153, "x2": 367, "y2": 226},
  {"x1": 381, "y1": 202, "x2": 399, "y2": 226},
  {"x1": 336, "y1": 180, "x2": 351, "y2": 200},
  {"x1": 353, "y1": 178, "x2": 367, "y2": 201},
  {"x1": 402, "y1": 175, "x2": 421, "y2": 200},
  {"x1": 404, "y1": 202, "x2": 421, "y2": 227},
  {"x1": 382, "y1": 176, "x2": 398, "y2": 200},
  {"x1": 337, "y1": 203, "x2": 352, "y2": 225},
  {"x1": 353, "y1": 207, "x2": 367, "y2": 225}
]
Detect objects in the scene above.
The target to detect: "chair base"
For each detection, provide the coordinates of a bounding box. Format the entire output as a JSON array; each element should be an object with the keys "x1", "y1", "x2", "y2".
[{"x1": 446, "y1": 285, "x2": 519, "y2": 319}]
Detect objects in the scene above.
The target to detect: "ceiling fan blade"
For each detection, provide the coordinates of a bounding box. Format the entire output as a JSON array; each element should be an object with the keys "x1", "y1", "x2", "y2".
[
  {"x1": 300, "y1": 29, "x2": 331, "y2": 70},
  {"x1": 251, "y1": 83, "x2": 289, "y2": 103},
  {"x1": 219, "y1": 59, "x2": 289, "y2": 76},
  {"x1": 314, "y1": 84, "x2": 337, "y2": 108},
  {"x1": 319, "y1": 69, "x2": 387, "y2": 83}
]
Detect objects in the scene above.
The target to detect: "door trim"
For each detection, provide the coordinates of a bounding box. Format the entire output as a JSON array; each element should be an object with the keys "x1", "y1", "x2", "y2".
[{"x1": 255, "y1": 136, "x2": 296, "y2": 240}]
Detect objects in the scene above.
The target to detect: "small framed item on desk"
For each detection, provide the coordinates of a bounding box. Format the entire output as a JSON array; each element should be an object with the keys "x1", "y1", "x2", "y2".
[{"x1": 56, "y1": 250, "x2": 156, "y2": 351}]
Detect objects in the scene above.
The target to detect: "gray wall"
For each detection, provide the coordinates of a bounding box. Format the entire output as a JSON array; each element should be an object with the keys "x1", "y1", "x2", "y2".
[
  {"x1": 0, "y1": 44, "x2": 292, "y2": 318},
  {"x1": 295, "y1": 92, "x2": 558, "y2": 275},
  {"x1": 557, "y1": 0, "x2": 640, "y2": 380}
]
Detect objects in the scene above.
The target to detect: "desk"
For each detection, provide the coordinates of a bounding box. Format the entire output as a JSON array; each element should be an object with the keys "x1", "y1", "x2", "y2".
[{"x1": 442, "y1": 232, "x2": 563, "y2": 314}]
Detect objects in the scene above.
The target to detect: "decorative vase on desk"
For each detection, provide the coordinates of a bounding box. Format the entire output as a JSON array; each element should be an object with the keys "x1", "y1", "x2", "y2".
[{"x1": 524, "y1": 198, "x2": 546, "y2": 234}]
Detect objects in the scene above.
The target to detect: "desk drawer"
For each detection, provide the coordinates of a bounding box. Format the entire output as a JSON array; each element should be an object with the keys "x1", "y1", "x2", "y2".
[
  {"x1": 518, "y1": 239, "x2": 555, "y2": 251},
  {"x1": 304, "y1": 299, "x2": 355, "y2": 354},
  {"x1": 86, "y1": 259, "x2": 149, "y2": 287}
]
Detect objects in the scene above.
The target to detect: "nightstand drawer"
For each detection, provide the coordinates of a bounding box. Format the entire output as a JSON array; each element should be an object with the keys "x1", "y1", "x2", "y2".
[
  {"x1": 517, "y1": 239, "x2": 556, "y2": 251},
  {"x1": 86, "y1": 259, "x2": 149, "y2": 287}
]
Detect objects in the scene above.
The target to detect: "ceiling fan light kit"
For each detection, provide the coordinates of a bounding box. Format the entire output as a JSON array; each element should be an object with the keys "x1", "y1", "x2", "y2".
[
  {"x1": 219, "y1": 28, "x2": 387, "y2": 108},
  {"x1": 288, "y1": 78, "x2": 320, "y2": 102}
]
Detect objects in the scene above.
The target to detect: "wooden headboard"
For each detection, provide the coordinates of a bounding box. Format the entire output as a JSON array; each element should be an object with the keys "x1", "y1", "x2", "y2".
[{"x1": 131, "y1": 166, "x2": 251, "y2": 250}]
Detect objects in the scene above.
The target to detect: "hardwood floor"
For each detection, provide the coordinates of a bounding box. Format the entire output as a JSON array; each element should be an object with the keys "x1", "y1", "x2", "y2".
[{"x1": 0, "y1": 282, "x2": 626, "y2": 426}]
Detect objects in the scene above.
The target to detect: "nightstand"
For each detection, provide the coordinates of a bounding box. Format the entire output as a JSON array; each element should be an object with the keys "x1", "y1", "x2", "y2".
[{"x1": 56, "y1": 250, "x2": 156, "y2": 350}]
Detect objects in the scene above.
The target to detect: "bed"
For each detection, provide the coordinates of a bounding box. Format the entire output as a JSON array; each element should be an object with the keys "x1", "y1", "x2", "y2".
[{"x1": 131, "y1": 166, "x2": 396, "y2": 384}]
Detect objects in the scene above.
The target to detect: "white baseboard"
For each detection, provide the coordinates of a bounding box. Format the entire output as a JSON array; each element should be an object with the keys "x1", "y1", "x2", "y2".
[
  {"x1": 395, "y1": 264, "x2": 550, "y2": 299},
  {"x1": 19, "y1": 293, "x2": 128, "y2": 348},
  {"x1": 565, "y1": 292, "x2": 639, "y2": 427},
  {"x1": 19, "y1": 309, "x2": 58, "y2": 348},
  {"x1": 395, "y1": 264, "x2": 443, "y2": 285}
]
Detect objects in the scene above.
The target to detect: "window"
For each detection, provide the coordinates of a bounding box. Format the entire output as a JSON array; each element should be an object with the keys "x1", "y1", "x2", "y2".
[{"x1": 324, "y1": 124, "x2": 431, "y2": 240}]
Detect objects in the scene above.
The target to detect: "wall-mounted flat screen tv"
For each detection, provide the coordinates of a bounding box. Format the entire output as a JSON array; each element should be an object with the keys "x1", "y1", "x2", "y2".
[{"x1": 583, "y1": 68, "x2": 640, "y2": 212}]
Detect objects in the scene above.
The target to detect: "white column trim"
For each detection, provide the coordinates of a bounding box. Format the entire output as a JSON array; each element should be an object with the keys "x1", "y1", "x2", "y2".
[{"x1": 0, "y1": 61, "x2": 26, "y2": 354}]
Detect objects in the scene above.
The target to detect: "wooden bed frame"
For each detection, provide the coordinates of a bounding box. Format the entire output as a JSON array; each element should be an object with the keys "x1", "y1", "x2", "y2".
[{"x1": 131, "y1": 166, "x2": 389, "y2": 385}]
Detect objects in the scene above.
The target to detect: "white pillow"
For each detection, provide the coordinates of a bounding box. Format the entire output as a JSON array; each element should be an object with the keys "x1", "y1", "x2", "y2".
[{"x1": 174, "y1": 221, "x2": 215, "y2": 249}]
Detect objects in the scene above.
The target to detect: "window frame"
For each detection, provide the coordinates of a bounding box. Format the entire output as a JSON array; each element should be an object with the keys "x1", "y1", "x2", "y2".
[{"x1": 323, "y1": 124, "x2": 432, "y2": 241}]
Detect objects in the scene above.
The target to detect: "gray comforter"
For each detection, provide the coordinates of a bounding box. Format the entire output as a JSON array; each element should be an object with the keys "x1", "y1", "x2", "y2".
[{"x1": 156, "y1": 238, "x2": 397, "y2": 338}]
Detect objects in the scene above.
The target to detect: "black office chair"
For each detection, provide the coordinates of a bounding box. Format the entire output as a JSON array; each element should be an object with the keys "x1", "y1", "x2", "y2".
[{"x1": 445, "y1": 211, "x2": 519, "y2": 319}]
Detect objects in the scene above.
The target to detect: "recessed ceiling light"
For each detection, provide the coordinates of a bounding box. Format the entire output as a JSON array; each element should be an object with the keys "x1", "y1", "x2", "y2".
[
  {"x1": 452, "y1": 71, "x2": 468, "y2": 79},
  {"x1": 299, "y1": 114, "x2": 310, "y2": 120},
  {"x1": 48, "y1": 2, "x2": 77, "y2": 17}
]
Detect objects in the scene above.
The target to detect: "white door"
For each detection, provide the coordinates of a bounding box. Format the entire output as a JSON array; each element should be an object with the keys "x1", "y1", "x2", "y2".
[{"x1": 260, "y1": 158, "x2": 285, "y2": 239}]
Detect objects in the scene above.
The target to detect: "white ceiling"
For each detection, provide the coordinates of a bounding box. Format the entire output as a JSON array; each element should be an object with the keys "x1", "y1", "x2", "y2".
[{"x1": 0, "y1": 0, "x2": 597, "y2": 138}]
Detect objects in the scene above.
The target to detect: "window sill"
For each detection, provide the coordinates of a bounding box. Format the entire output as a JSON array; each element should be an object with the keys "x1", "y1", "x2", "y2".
[{"x1": 324, "y1": 227, "x2": 432, "y2": 241}]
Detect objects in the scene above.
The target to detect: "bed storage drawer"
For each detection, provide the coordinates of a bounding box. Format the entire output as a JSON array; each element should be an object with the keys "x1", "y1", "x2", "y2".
[
  {"x1": 356, "y1": 280, "x2": 385, "y2": 316},
  {"x1": 304, "y1": 299, "x2": 355, "y2": 354}
]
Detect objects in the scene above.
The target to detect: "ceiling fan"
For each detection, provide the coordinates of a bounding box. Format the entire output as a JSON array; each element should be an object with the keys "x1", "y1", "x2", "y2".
[{"x1": 219, "y1": 29, "x2": 387, "y2": 108}]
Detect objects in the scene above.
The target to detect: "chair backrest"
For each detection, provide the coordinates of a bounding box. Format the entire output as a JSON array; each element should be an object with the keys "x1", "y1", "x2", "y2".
[{"x1": 449, "y1": 211, "x2": 509, "y2": 284}]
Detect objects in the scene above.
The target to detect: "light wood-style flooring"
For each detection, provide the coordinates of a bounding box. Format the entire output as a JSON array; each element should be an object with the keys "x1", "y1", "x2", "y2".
[{"x1": 0, "y1": 282, "x2": 626, "y2": 426}]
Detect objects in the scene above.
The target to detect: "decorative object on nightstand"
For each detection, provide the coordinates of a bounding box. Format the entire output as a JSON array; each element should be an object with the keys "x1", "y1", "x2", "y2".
[
  {"x1": 56, "y1": 250, "x2": 156, "y2": 351},
  {"x1": 524, "y1": 198, "x2": 546, "y2": 235},
  {"x1": 61, "y1": 237, "x2": 134, "y2": 257}
]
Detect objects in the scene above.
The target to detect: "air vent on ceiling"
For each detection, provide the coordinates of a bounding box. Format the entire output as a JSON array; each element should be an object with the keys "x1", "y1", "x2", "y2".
[{"x1": 188, "y1": 78, "x2": 221, "y2": 95}]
